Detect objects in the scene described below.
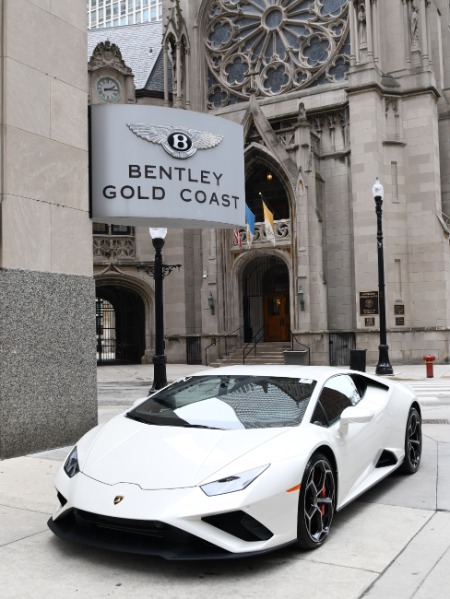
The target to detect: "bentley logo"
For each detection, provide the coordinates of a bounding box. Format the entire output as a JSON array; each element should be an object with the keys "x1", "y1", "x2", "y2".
[
  {"x1": 126, "y1": 123, "x2": 223, "y2": 159},
  {"x1": 113, "y1": 495, "x2": 124, "y2": 505}
]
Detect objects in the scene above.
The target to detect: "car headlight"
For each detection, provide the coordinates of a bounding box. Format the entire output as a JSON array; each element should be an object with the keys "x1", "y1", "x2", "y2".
[
  {"x1": 63, "y1": 446, "x2": 80, "y2": 478},
  {"x1": 200, "y1": 464, "x2": 269, "y2": 497}
]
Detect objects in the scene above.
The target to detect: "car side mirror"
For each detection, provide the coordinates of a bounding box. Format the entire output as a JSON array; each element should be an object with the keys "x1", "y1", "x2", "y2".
[{"x1": 339, "y1": 406, "x2": 374, "y2": 435}]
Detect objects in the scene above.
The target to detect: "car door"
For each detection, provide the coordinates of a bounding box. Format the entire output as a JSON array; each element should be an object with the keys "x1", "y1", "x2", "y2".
[{"x1": 311, "y1": 374, "x2": 382, "y2": 506}]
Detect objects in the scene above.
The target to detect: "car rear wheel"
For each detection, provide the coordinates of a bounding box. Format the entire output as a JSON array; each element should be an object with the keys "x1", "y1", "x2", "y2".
[
  {"x1": 296, "y1": 453, "x2": 335, "y2": 550},
  {"x1": 401, "y1": 407, "x2": 422, "y2": 474}
]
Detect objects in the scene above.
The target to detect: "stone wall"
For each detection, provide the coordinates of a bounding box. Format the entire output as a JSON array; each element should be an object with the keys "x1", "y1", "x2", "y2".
[
  {"x1": 0, "y1": 269, "x2": 97, "y2": 458},
  {"x1": 0, "y1": 1, "x2": 96, "y2": 458}
]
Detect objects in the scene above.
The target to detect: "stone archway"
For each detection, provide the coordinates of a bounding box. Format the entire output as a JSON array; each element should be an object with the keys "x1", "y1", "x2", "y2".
[
  {"x1": 242, "y1": 255, "x2": 290, "y2": 343},
  {"x1": 95, "y1": 285, "x2": 145, "y2": 364}
]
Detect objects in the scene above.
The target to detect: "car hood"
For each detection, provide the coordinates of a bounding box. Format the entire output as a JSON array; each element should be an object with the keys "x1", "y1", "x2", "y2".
[{"x1": 80, "y1": 415, "x2": 286, "y2": 490}]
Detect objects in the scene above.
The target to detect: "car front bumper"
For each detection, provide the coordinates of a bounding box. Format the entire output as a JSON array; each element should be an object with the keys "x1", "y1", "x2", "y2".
[{"x1": 48, "y1": 467, "x2": 300, "y2": 559}]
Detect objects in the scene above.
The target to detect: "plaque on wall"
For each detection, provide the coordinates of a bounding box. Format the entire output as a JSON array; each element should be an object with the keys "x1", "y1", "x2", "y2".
[
  {"x1": 360, "y1": 291, "x2": 379, "y2": 315},
  {"x1": 394, "y1": 305, "x2": 405, "y2": 315},
  {"x1": 396, "y1": 317, "x2": 405, "y2": 326},
  {"x1": 365, "y1": 317, "x2": 375, "y2": 327}
]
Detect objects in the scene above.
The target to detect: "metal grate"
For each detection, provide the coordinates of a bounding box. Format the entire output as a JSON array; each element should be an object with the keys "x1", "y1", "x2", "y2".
[
  {"x1": 96, "y1": 298, "x2": 116, "y2": 363},
  {"x1": 329, "y1": 333, "x2": 356, "y2": 366},
  {"x1": 186, "y1": 337, "x2": 202, "y2": 365}
]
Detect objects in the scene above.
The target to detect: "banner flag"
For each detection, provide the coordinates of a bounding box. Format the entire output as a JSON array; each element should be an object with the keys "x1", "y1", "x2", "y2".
[
  {"x1": 245, "y1": 204, "x2": 256, "y2": 249},
  {"x1": 263, "y1": 201, "x2": 276, "y2": 246}
]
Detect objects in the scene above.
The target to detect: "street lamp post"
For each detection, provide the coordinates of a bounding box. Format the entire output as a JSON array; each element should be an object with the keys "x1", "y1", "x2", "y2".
[
  {"x1": 149, "y1": 227, "x2": 168, "y2": 392},
  {"x1": 136, "y1": 230, "x2": 181, "y2": 393},
  {"x1": 372, "y1": 178, "x2": 393, "y2": 376}
]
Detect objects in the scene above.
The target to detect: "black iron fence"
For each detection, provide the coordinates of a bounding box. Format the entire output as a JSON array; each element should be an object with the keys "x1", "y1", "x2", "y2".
[
  {"x1": 186, "y1": 337, "x2": 202, "y2": 365},
  {"x1": 329, "y1": 332, "x2": 356, "y2": 366}
]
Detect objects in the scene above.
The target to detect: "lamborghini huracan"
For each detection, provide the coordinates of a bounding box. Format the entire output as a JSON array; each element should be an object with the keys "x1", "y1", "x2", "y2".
[{"x1": 48, "y1": 365, "x2": 422, "y2": 560}]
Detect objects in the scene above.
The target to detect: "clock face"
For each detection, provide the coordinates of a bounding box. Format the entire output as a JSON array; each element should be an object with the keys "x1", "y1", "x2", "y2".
[{"x1": 96, "y1": 76, "x2": 121, "y2": 103}]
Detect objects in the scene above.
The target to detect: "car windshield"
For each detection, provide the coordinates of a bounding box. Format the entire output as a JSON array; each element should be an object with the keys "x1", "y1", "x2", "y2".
[{"x1": 127, "y1": 375, "x2": 316, "y2": 430}]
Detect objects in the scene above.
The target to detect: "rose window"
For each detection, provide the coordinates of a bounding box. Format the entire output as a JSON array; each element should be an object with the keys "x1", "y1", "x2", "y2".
[{"x1": 206, "y1": 0, "x2": 350, "y2": 109}]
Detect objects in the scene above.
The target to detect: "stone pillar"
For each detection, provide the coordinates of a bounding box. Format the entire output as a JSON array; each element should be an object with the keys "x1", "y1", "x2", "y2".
[
  {"x1": 0, "y1": 0, "x2": 97, "y2": 458},
  {"x1": 348, "y1": 87, "x2": 385, "y2": 335},
  {"x1": 163, "y1": 43, "x2": 170, "y2": 107},
  {"x1": 365, "y1": 0, "x2": 374, "y2": 60},
  {"x1": 349, "y1": 1, "x2": 357, "y2": 66},
  {"x1": 419, "y1": 0, "x2": 430, "y2": 68}
]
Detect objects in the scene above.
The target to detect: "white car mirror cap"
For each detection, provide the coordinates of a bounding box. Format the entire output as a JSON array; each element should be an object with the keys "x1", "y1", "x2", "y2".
[{"x1": 340, "y1": 407, "x2": 374, "y2": 427}]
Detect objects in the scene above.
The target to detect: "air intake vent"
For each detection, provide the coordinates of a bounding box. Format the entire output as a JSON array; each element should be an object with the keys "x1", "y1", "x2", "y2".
[
  {"x1": 203, "y1": 511, "x2": 273, "y2": 542},
  {"x1": 376, "y1": 450, "x2": 398, "y2": 468}
]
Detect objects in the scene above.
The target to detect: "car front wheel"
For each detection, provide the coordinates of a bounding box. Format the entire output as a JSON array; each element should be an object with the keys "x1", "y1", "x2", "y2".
[
  {"x1": 297, "y1": 453, "x2": 335, "y2": 550},
  {"x1": 401, "y1": 406, "x2": 422, "y2": 474}
]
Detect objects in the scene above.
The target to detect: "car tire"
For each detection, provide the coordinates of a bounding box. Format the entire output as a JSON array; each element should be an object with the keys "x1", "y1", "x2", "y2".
[
  {"x1": 401, "y1": 406, "x2": 422, "y2": 474},
  {"x1": 296, "y1": 453, "x2": 336, "y2": 550}
]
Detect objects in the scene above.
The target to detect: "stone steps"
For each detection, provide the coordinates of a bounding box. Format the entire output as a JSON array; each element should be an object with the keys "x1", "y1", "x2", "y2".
[{"x1": 209, "y1": 342, "x2": 291, "y2": 367}]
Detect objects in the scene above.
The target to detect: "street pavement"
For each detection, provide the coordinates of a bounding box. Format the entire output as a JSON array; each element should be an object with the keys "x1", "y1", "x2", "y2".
[{"x1": 1, "y1": 363, "x2": 450, "y2": 598}]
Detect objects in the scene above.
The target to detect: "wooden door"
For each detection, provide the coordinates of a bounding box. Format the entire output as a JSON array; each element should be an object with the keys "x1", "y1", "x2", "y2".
[{"x1": 263, "y1": 294, "x2": 290, "y2": 341}]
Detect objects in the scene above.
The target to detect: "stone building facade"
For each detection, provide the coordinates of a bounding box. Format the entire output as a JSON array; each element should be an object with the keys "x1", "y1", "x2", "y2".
[
  {"x1": 0, "y1": 0, "x2": 97, "y2": 458},
  {"x1": 89, "y1": 0, "x2": 450, "y2": 371}
]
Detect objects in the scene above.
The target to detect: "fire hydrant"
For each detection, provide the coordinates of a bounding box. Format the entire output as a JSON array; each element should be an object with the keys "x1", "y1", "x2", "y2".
[{"x1": 423, "y1": 355, "x2": 436, "y2": 378}]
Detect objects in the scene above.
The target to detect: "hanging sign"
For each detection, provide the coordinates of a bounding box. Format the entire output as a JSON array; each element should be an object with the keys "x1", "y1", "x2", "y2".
[{"x1": 90, "y1": 105, "x2": 245, "y2": 228}]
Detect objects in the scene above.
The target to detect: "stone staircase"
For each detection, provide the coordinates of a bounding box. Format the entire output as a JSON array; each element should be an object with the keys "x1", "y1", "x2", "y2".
[{"x1": 208, "y1": 341, "x2": 291, "y2": 367}]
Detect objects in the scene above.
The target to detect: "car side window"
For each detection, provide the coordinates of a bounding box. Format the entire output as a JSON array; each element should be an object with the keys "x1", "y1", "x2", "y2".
[{"x1": 312, "y1": 375, "x2": 362, "y2": 427}]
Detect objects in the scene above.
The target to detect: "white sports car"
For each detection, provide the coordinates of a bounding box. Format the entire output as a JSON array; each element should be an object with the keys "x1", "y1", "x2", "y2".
[{"x1": 48, "y1": 365, "x2": 422, "y2": 560}]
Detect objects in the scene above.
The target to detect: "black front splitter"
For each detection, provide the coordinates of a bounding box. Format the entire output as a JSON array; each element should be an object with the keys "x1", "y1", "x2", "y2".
[{"x1": 47, "y1": 513, "x2": 294, "y2": 561}]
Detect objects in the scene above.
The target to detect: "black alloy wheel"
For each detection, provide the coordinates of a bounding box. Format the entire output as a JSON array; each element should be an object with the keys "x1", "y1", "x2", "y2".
[
  {"x1": 297, "y1": 453, "x2": 335, "y2": 549},
  {"x1": 401, "y1": 407, "x2": 422, "y2": 474}
]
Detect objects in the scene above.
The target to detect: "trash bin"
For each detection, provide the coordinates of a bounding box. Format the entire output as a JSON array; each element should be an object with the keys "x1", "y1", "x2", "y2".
[
  {"x1": 349, "y1": 349, "x2": 367, "y2": 372},
  {"x1": 283, "y1": 350, "x2": 309, "y2": 365}
]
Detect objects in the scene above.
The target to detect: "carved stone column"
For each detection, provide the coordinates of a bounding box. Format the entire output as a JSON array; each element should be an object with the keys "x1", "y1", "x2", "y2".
[
  {"x1": 371, "y1": 0, "x2": 380, "y2": 64},
  {"x1": 163, "y1": 43, "x2": 169, "y2": 107},
  {"x1": 403, "y1": 0, "x2": 411, "y2": 65},
  {"x1": 349, "y1": 0, "x2": 357, "y2": 66},
  {"x1": 418, "y1": 0, "x2": 430, "y2": 68},
  {"x1": 365, "y1": 0, "x2": 373, "y2": 60}
]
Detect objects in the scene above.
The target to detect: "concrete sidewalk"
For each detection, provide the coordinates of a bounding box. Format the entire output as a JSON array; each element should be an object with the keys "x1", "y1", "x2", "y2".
[
  {"x1": 95, "y1": 362, "x2": 450, "y2": 410},
  {"x1": 95, "y1": 361, "x2": 450, "y2": 385},
  {"x1": 96, "y1": 362, "x2": 212, "y2": 386},
  {"x1": 1, "y1": 363, "x2": 450, "y2": 598}
]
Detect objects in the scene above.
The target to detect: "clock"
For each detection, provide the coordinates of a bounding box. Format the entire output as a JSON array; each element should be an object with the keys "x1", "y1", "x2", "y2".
[{"x1": 96, "y1": 76, "x2": 121, "y2": 103}]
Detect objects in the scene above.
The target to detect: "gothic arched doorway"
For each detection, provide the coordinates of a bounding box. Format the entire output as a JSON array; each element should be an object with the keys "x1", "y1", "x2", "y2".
[
  {"x1": 243, "y1": 256, "x2": 290, "y2": 343},
  {"x1": 96, "y1": 285, "x2": 145, "y2": 364}
]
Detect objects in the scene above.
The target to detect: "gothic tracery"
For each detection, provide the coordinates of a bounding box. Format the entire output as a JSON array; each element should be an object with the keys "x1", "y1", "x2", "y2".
[{"x1": 205, "y1": 0, "x2": 350, "y2": 109}]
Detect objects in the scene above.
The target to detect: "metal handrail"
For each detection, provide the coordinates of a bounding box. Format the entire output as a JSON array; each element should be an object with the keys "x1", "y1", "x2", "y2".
[
  {"x1": 290, "y1": 331, "x2": 311, "y2": 364},
  {"x1": 242, "y1": 326, "x2": 265, "y2": 364},
  {"x1": 204, "y1": 326, "x2": 242, "y2": 366},
  {"x1": 205, "y1": 327, "x2": 311, "y2": 366}
]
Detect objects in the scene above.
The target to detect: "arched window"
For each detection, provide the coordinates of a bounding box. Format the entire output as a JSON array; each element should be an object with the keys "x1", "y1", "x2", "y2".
[{"x1": 245, "y1": 163, "x2": 289, "y2": 222}]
